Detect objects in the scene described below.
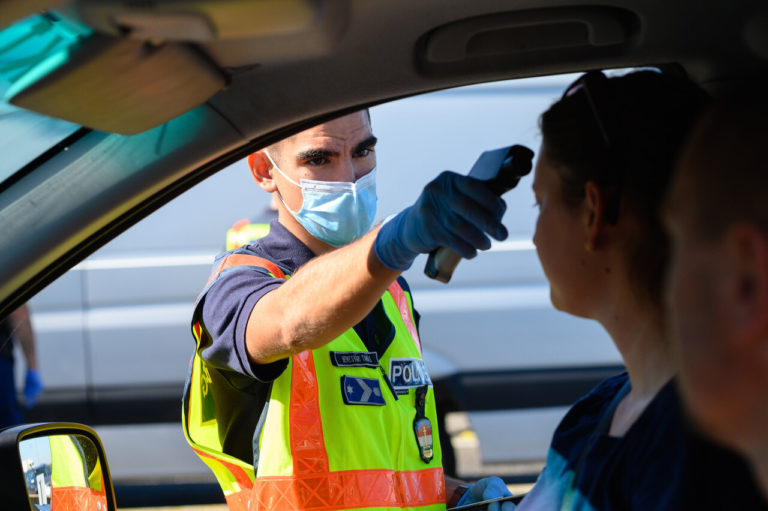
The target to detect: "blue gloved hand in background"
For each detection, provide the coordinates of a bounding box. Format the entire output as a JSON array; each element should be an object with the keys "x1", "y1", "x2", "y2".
[
  {"x1": 24, "y1": 368, "x2": 43, "y2": 409},
  {"x1": 374, "y1": 171, "x2": 508, "y2": 270},
  {"x1": 456, "y1": 476, "x2": 516, "y2": 511}
]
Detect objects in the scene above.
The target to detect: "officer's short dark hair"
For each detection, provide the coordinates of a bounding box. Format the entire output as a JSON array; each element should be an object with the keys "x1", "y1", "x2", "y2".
[{"x1": 266, "y1": 109, "x2": 371, "y2": 167}]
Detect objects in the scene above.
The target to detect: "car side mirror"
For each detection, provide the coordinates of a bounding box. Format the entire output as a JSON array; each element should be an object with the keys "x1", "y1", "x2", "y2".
[{"x1": 0, "y1": 423, "x2": 116, "y2": 511}]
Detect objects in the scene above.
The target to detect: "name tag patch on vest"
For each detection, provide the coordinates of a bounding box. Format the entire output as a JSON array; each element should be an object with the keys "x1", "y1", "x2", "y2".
[
  {"x1": 341, "y1": 376, "x2": 386, "y2": 406},
  {"x1": 330, "y1": 351, "x2": 380, "y2": 368},
  {"x1": 389, "y1": 358, "x2": 432, "y2": 395}
]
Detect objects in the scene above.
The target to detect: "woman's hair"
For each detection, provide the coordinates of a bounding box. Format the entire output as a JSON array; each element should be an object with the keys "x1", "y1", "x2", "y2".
[{"x1": 540, "y1": 70, "x2": 710, "y2": 311}]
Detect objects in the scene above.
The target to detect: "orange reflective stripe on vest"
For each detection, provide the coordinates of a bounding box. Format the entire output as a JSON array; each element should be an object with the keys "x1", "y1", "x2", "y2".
[
  {"x1": 252, "y1": 467, "x2": 445, "y2": 510},
  {"x1": 387, "y1": 280, "x2": 422, "y2": 355},
  {"x1": 290, "y1": 350, "x2": 329, "y2": 475},
  {"x1": 51, "y1": 486, "x2": 107, "y2": 511},
  {"x1": 192, "y1": 447, "x2": 253, "y2": 511},
  {"x1": 194, "y1": 447, "x2": 255, "y2": 493},
  {"x1": 206, "y1": 254, "x2": 286, "y2": 288},
  {"x1": 251, "y1": 350, "x2": 445, "y2": 510}
]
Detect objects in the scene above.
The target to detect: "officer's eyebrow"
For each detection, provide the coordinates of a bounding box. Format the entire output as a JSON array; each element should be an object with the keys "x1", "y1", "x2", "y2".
[
  {"x1": 295, "y1": 148, "x2": 337, "y2": 162},
  {"x1": 354, "y1": 136, "x2": 378, "y2": 154},
  {"x1": 295, "y1": 136, "x2": 377, "y2": 162}
]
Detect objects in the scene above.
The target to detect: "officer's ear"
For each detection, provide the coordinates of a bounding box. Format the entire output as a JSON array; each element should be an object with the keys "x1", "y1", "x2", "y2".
[{"x1": 248, "y1": 151, "x2": 277, "y2": 193}]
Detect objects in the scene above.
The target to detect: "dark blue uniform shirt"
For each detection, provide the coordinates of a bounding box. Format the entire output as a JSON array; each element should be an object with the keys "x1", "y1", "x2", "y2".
[{"x1": 200, "y1": 219, "x2": 313, "y2": 382}]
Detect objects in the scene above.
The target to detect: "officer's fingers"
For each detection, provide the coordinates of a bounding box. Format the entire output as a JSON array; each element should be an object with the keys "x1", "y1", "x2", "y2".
[
  {"x1": 490, "y1": 221, "x2": 508, "y2": 242},
  {"x1": 424, "y1": 170, "x2": 462, "y2": 201},
  {"x1": 443, "y1": 214, "x2": 493, "y2": 253},
  {"x1": 453, "y1": 175, "x2": 508, "y2": 213},
  {"x1": 431, "y1": 172, "x2": 503, "y2": 220},
  {"x1": 452, "y1": 187, "x2": 507, "y2": 225},
  {"x1": 500, "y1": 501, "x2": 517, "y2": 511},
  {"x1": 481, "y1": 477, "x2": 512, "y2": 499},
  {"x1": 448, "y1": 195, "x2": 507, "y2": 241},
  {"x1": 442, "y1": 230, "x2": 480, "y2": 260},
  {"x1": 464, "y1": 480, "x2": 488, "y2": 503}
]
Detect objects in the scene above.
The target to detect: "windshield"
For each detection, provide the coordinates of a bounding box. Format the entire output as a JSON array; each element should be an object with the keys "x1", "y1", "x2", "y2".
[{"x1": 0, "y1": 12, "x2": 89, "y2": 183}]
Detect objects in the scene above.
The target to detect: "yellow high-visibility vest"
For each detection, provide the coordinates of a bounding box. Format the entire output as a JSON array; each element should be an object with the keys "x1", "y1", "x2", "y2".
[
  {"x1": 225, "y1": 219, "x2": 271, "y2": 251},
  {"x1": 49, "y1": 435, "x2": 107, "y2": 511},
  {"x1": 183, "y1": 250, "x2": 445, "y2": 510}
]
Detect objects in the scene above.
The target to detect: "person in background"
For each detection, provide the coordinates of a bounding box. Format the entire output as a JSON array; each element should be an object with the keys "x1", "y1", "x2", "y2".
[
  {"x1": 664, "y1": 92, "x2": 768, "y2": 503},
  {"x1": 0, "y1": 304, "x2": 43, "y2": 428},
  {"x1": 517, "y1": 70, "x2": 765, "y2": 510},
  {"x1": 224, "y1": 195, "x2": 279, "y2": 251}
]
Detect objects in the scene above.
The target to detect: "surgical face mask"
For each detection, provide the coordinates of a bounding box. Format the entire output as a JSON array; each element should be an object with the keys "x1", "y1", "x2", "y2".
[{"x1": 266, "y1": 151, "x2": 377, "y2": 247}]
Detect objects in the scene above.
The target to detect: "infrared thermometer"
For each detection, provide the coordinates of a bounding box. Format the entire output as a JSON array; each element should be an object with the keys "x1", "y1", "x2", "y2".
[{"x1": 424, "y1": 144, "x2": 534, "y2": 283}]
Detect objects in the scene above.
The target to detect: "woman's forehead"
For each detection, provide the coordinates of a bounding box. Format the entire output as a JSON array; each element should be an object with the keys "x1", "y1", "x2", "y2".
[{"x1": 532, "y1": 149, "x2": 557, "y2": 188}]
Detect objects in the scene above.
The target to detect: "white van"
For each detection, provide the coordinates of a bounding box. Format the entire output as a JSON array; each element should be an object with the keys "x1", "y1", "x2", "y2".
[{"x1": 23, "y1": 74, "x2": 621, "y2": 503}]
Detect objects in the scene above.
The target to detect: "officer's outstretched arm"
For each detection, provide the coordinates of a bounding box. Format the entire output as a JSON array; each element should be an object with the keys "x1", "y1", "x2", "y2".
[{"x1": 245, "y1": 171, "x2": 507, "y2": 364}]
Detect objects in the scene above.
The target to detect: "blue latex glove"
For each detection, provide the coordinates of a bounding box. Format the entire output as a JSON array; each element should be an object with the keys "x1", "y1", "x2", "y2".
[
  {"x1": 23, "y1": 369, "x2": 43, "y2": 409},
  {"x1": 374, "y1": 171, "x2": 508, "y2": 270},
  {"x1": 457, "y1": 477, "x2": 515, "y2": 511}
]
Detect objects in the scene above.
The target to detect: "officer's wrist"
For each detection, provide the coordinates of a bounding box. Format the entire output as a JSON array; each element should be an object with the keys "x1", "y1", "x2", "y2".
[
  {"x1": 447, "y1": 484, "x2": 471, "y2": 509},
  {"x1": 374, "y1": 210, "x2": 417, "y2": 271}
]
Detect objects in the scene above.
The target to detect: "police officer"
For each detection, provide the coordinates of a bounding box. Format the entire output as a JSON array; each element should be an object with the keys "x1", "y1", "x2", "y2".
[
  {"x1": 49, "y1": 434, "x2": 106, "y2": 510},
  {"x1": 183, "y1": 110, "x2": 512, "y2": 510}
]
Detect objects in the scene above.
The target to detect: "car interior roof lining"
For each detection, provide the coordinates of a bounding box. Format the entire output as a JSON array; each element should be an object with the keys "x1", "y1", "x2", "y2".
[{"x1": 2, "y1": 0, "x2": 766, "y2": 137}]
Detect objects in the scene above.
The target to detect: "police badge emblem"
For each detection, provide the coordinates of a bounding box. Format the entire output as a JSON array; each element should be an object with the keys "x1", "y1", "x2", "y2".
[
  {"x1": 413, "y1": 416, "x2": 434, "y2": 463},
  {"x1": 412, "y1": 384, "x2": 433, "y2": 463}
]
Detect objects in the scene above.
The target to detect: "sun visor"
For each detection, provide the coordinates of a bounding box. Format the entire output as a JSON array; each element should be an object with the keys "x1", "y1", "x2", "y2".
[
  {"x1": 71, "y1": 0, "x2": 341, "y2": 69},
  {"x1": 75, "y1": 0, "x2": 319, "y2": 41},
  {"x1": 5, "y1": 34, "x2": 225, "y2": 135}
]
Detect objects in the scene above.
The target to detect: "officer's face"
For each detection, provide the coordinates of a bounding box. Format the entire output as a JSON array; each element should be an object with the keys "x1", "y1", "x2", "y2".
[{"x1": 271, "y1": 111, "x2": 377, "y2": 214}]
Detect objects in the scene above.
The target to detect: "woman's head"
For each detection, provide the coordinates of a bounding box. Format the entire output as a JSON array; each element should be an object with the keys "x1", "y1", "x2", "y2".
[{"x1": 533, "y1": 70, "x2": 709, "y2": 317}]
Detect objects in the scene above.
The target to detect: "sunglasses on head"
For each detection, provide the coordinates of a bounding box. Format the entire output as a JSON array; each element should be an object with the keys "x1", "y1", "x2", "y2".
[
  {"x1": 563, "y1": 70, "x2": 612, "y2": 147},
  {"x1": 562, "y1": 70, "x2": 622, "y2": 224}
]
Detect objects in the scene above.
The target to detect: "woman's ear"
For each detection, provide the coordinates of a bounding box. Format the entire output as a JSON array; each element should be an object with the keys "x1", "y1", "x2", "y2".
[
  {"x1": 248, "y1": 151, "x2": 277, "y2": 193},
  {"x1": 584, "y1": 181, "x2": 607, "y2": 250}
]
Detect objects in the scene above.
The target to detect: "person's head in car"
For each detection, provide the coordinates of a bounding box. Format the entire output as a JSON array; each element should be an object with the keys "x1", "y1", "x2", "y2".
[
  {"x1": 665, "y1": 94, "x2": 768, "y2": 498},
  {"x1": 533, "y1": 70, "x2": 709, "y2": 427}
]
